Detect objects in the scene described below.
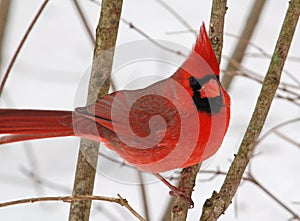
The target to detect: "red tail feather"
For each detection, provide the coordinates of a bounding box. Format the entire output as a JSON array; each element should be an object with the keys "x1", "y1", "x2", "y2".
[{"x1": 0, "y1": 109, "x2": 74, "y2": 144}]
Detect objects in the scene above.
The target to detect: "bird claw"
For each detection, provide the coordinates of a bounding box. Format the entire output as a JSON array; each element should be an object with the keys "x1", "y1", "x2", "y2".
[
  {"x1": 153, "y1": 173, "x2": 194, "y2": 209},
  {"x1": 169, "y1": 189, "x2": 194, "y2": 209}
]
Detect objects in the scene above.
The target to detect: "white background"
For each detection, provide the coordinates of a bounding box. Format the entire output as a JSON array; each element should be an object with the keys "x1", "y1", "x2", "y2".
[{"x1": 0, "y1": 0, "x2": 300, "y2": 220}]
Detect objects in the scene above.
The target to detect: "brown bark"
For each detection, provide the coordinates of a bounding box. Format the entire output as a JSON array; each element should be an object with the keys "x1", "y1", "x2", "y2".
[
  {"x1": 200, "y1": 1, "x2": 300, "y2": 220},
  {"x1": 68, "y1": 0, "x2": 123, "y2": 220}
]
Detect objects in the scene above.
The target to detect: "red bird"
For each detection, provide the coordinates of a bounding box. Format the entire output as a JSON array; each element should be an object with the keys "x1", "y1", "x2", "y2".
[{"x1": 0, "y1": 23, "x2": 230, "y2": 173}]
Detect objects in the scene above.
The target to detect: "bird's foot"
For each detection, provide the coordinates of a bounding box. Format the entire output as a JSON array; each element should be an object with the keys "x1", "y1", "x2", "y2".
[
  {"x1": 169, "y1": 187, "x2": 194, "y2": 209},
  {"x1": 153, "y1": 173, "x2": 194, "y2": 208}
]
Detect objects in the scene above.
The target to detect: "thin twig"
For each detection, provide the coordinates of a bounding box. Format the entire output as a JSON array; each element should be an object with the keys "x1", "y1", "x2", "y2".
[
  {"x1": 0, "y1": 0, "x2": 49, "y2": 97},
  {"x1": 20, "y1": 167, "x2": 71, "y2": 193},
  {"x1": 223, "y1": 33, "x2": 300, "y2": 87},
  {"x1": 247, "y1": 53, "x2": 300, "y2": 63},
  {"x1": 117, "y1": 194, "x2": 147, "y2": 221},
  {"x1": 0, "y1": 195, "x2": 146, "y2": 221},
  {"x1": 121, "y1": 18, "x2": 186, "y2": 57},
  {"x1": 89, "y1": 1, "x2": 187, "y2": 58},
  {"x1": 21, "y1": 145, "x2": 45, "y2": 196},
  {"x1": 72, "y1": 0, "x2": 95, "y2": 45},
  {"x1": 258, "y1": 117, "x2": 300, "y2": 145},
  {"x1": 222, "y1": 56, "x2": 300, "y2": 107},
  {"x1": 20, "y1": 168, "x2": 146, "y2": 219},
  {"x1": 218, "y1": 31, "x2": 300, "y2": 89},
  {"x1": 247, "y1": 172, "x2": 300, "y2": 220},
  {"x1": 199, "y1": 169, "x2": 300, "y2": 220},
  {"x1": 221, "y1": 0, "x2": 267, "y2": 90},
  {"x1": 200, "y1": 1, "x2": 300, "y2": 220},
  {"x1": 155, "y1": 0, "x2": 196, "y2": 36},
  {"x1": 273, "y1": 130, "x2": 300, "y2": 149},
  {"x1": 137, "y1": 171, "x2": 150, "y2": 221}
]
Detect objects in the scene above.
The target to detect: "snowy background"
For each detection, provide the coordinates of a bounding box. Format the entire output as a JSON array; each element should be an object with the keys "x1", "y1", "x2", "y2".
[{"x1": 0, "y1": 0, "x2": 300, "y2": 220}]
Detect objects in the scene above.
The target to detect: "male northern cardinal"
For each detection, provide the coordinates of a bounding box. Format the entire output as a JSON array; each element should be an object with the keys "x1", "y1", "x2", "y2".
[{"x1": 0, "y1": 23, "x2": 230, "y2": 173}]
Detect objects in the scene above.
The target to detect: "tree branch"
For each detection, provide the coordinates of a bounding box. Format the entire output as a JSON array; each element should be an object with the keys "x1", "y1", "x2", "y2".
[
  {"x1": 171, "y1": 164, "x2": 201, "y2": 220},
  {"x1": 200, "y1": 1, "x2": 300, "y2": 220},
  {"x1": 68, "y1": 0, "x2": 123, "y2": 220},
  {"x1": 0, "y1": 195, "x2": 145, "y2": 221},
  {"x1": 208, "y1": 0, "x2": 228, "y2": 63},
  {"x1": 169, "y1": 0, "x2": 228, "y2": 220}
]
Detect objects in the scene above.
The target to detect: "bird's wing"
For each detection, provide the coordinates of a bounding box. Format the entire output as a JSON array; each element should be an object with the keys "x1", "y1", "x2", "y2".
[{"x1": 76, "y1": 79, "x2": 183, "y2": 139}]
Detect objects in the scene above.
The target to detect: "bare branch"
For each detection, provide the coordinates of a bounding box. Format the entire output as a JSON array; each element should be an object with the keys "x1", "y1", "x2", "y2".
[
  {"x1": 208, "y1": 0, "x2": 228, "y2": 63},
  {"x1": 137, "y1": 171, "x2": 150, "y2": 221},
  {"x1": 0, "y1": 0, "x2": 49, "y2": 97},
  {"x1": 200, "y1": 169, "x2": 300, "y2": 220},
  {"x1": 121, "y1": 18, "x2": 187, "y2": 57},
  {"x1": 169, "y1": 0, "x2": 228, "y2": 220},
  {"x1": 258, "y1": 118, "x2": 300, "y2": 145},
  {"x1": 20, "y1": 167, "x2": 71, "y2": 193},
  {"x1": 117, "y1": 194, "x2": 147, "y2": 221},
  {"x1": 246, "y1": 172, "x2": 300, "y2": 220},
  {"x1": 72, "y1": 0, "x2": 95, "y2": 45},
  {"x1": 170, "y1": 165, "x2": 201, "y2": 220},
  {"x1": 222, "y1": 57, "x2": 300, "y2": 107},
  {"x1": 200, "y1": 1, "x2": 300, "y2": 220},
  {"x1": 273, "y1": 130, "x2": 300, "y2": 149},
  {"x1": 69, "y1": 0, "x2": 123, "y2": 220},
  {"x1": 155, "y1": 0, "x2": 196, "y2": 36},
  {"x1": 221, "y1": 0, "x2": 267, "y2": 90},
  {"x1": 0, "y1": 195, "x2": 145, "y2": 221}
]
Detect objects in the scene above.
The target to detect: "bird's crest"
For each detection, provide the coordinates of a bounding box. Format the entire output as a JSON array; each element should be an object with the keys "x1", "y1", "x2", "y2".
[{"x1": 193, "y1": 23, "x2": 220, "y2": 76}]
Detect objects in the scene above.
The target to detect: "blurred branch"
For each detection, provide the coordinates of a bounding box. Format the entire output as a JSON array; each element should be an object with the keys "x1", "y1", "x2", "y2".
[
  {"x1": 168, "y1": 1, "x2": 228, "y2": 220},
  {"x1": 258, "y1": 117, "x2": 300, "y2": 145},
  {"x1": 200, "y1": 169, "x2": 300, "y2": 220},
  {"x1": 224, "y1": 32, "x2": 300, "y2": 87},
  {"x1": 247, "y1": 53, "x2": 300, "y2": 62},
  {"x1": 155, "y1": 0, "x2": 196, "y2": 36},
  {"x1": 72, "y1": 0, "x2": 95, "y2": 45},
  {"x1": 22, "y1": 145, "x2": 45, "y2": 196},
  {"x1": 247, "y1": 172, "x2": 300, "y2": 220},
  {"x1": 121, "y1": 18, "x2": 186, "y2": 57},
  {"x1": 221, "y1": 0, "x2": 267, "y2": 90},
  {"x1": 222, "y1": 58, "x2": 300, "y2": 107},
  {"x1": 0, "y1": 0, "x2": 49, "y2": 97},
  {"x1": 137, "y1": 171, "x2": 150, "y2": 221},
  {"x1": 74, "y1": 0, "x2": 120, "y2": 92},
  {"x1": 90, "y1": 0, "x2": 188, "y2": 58},
  {"x1": 68, "y1": 0, "x2": 123, "y2": 220},
  {"x1": 0, "y1": 194, "x2": 145, "y2": 221},
  {"x1": 20, "y1": 166, "x2": 71, "y2": 193},
  {"x1": 200, "y1": 1, "x2": 300, "y2": 220},
  {"x1": 0, "y1": 0, "x2": 10, "y2": 68},
  {"x1": 273, "y1": 130, "x2": 300, "y2": 149}
]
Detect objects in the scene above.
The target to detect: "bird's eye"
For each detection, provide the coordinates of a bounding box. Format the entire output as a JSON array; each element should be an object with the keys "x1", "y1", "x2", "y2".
[{"x1": 189, "y1": 76, "x2": 201, "y2": 90}]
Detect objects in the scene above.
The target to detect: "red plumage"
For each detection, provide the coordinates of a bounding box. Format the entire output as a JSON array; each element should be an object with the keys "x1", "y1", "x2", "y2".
[{"x1": 0, "y1": 23, "x2": 230, "y2": 173}]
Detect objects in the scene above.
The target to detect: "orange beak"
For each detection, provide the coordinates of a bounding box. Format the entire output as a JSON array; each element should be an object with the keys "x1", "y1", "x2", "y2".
[{"x1": 200, "y1": 79, "x2": 220, "y2": 98}]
